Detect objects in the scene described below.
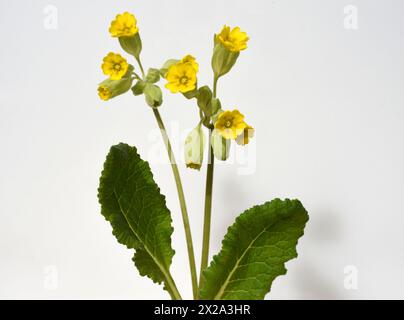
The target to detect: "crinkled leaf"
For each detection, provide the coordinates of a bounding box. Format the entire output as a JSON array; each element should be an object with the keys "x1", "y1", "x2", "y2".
[
  {"x1": 98, "y1": 143, "x2": 175, "y2": 295},
  {"x1": 200, "y1": 199, "x2": 309, "y2": 300}
]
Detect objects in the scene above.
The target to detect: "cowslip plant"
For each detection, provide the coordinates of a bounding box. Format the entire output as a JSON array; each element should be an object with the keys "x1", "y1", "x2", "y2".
[{"x1": 97, "y1": 12, "x2": 309, "y2": 300}]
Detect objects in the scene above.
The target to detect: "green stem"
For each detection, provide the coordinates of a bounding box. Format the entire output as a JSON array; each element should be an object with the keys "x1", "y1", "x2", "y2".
[
  {"x1": 199, "y1": 76, "x2": 218, "y2": 291},
  {"x1": 132, "y1": 72, "x2": 142, "y2": 80},
  {"x1": 213, "y1": 76, "x2": 218, "y2": 97},
  {"x1": 152, "y1": 108, "x2": 199, "y2": 300},
  {"x1": 199, "y1": 133, "x2": 215, "y2": 289},
  {"x1": 136, "y1": 56, "x2": 146, "y2": 77}
]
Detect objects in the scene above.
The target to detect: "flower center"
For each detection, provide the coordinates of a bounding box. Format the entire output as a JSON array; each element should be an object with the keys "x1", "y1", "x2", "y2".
[
  {"x1": 179, "y1": 76, "x2": 188, "y2": 85},
  {"x1": 225, "y1": 120, "x2": 232, "y2": 128},
  {"x1": 114, "y1": 64, "x2": 121, "y2": 71}
]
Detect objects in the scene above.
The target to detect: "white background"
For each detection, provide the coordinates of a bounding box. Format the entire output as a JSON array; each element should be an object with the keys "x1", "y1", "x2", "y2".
[{"x1": 1, "y1": 0, "x2": 403, "y2": 299}]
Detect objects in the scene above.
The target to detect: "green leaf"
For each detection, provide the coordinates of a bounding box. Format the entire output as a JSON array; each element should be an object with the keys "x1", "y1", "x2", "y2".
[
  {"x1": 131, "y1": 80, "x2": 146, "y2": 96},
  {"x1": 98, "y1": 143, "x2": 179, "y2": 298},
  {"x1": 200, "y1": 199, "x2": 309, "y2": 300},
  {"x1": 144, "y1": 84, "x2": 163, "y2": 108},
  {"x1": 145, "y1": 68, "x2": 161, "y2": 83}
]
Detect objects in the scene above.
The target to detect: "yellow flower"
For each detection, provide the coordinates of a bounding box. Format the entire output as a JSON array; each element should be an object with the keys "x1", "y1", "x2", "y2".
[
  {"x1": 216, "y1": 25, "x2": 249, "y2": 52},
  {"x1": 109, "y1": 12, "x2": 139, "y2": 37},
  {"x1": 101, "y1": 52, "x2": 129, "y2": 80},
  {"x1": 181, "y1": 55, "x2": 199, "y2": 72},
  {"x1": 236, "y1": 124, "x2": 255, "y2": 145},
  {"x1": 215, "y1": 110, "x2": 248, "y2": 140},
  {"x1": 98, "y1": 85, "x2": 112, "y2": 101},
  {"x1": 165, "y1": 62, "x2": 198, "y2": 93}
]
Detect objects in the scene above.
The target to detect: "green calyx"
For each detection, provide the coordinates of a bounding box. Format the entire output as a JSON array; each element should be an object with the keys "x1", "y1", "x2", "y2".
[
  {"x1": 211, "y1": 43, "x2": 240, "y2": 78},
  {"x1": 99, "y1": 65, "x2": 134, "y2": 100},
  {"x1": 144, "y1": 83, "x2": 163, "y2": 108},
  {"x1": 184, "y1": 124, "x2": 206, "y2": 171},
  {"x1": 119, "y1": 33, "x2": 142, "y2": 59},
  {"x1": 210, "y1": 129, "x2": 231, "y2": 161}
]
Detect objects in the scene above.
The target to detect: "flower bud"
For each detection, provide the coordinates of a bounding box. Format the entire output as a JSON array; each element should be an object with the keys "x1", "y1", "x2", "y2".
[
  {"x1": 197, "y1": 86, "x2": 222, "y2": 119},
  {"x1": 144, "y1": 83, "x2": 163, "y2": 108},
  {"x1": 197, "y1": 86, "x2": 212, "y2": 113},
  {"x1": 184, "y1": 125, "x2": 206, "y2": 170},
  {"x1": 131, "y1": 80, "x2": 146, "y2": 96},
  {"x1": 145, "y1": 68, "x2": 160, "y2": 83},
  {"x1": 211, "y1": 129, "x2": 231, "y2": 161}
]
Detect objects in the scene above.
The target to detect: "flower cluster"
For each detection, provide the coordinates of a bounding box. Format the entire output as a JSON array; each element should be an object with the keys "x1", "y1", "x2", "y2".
[
  {"x1": 97, "y1": 12, "x2": 254, "y2": 168},
  {"x1": 161, "y1": 25, "x2": 253, "y2": 168}
]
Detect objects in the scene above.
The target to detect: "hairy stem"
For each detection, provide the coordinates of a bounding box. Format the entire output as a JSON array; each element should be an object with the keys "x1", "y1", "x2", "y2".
[{"x1": 152, "y1": 108, "x2": 199, "y2": 300}]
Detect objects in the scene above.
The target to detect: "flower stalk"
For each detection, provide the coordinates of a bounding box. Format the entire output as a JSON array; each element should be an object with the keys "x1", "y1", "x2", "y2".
[
  {"x1": 199, "y1": 130, "x2": 215, "y2": 289},
  {"x1": 133, "y1": 44, "x2": 199, "y2": 299},
  {"x1": 152, "y1": 108, "x2": 199, "y2": 300},
  {"x1": 199, "y1": 76, "x2": 218, "y2": 290}
]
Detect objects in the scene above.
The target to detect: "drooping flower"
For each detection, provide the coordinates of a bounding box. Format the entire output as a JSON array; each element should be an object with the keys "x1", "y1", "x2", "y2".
[
  {"x1": 101, "y1": 53, "x2": 129, "y2": 80},
  {"x1": 97, "y1": 76, "x2": 134, "y2": 102},
  {"x1": 236, "y1": 124, "x2": 255, "y2": 145},
  {"x1": 216, "y1": 25, "x2": 249, "y2": 52},
  {"x1": 109, "y1": 12, "x2": 139, "y2": 38},
  {"x1": 165, "y1": 61, "x2": 198, "y2": 93},
  {"x1": 214, "y1": 110, "x2": 248, "y2": 140},
  {"x1": 181, "y1": 55, "x2": 199, "y2": 72}
]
